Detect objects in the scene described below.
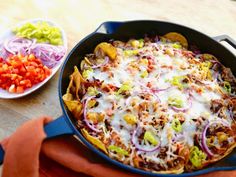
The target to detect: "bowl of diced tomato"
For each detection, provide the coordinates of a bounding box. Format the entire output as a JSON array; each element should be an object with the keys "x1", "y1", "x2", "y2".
[{"x1": 0, "y1": 18, "x2": 67, "y2": 99}]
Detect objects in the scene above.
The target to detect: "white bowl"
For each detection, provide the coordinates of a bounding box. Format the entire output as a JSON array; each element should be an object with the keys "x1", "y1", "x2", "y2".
[{"x1": 0, "y1": 18, "x2": 67, "y2": 99}]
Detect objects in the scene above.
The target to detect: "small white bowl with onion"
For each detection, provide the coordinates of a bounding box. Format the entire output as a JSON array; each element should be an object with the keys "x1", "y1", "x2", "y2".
[{"x1": 0, "y1": 18, "x2": 67, "y2": 99}]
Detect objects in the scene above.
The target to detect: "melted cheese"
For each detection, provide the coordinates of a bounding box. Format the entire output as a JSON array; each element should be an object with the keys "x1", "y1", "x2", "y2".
[
  {"x1": 80, "y1": 37, "x2": 235, "y2": 171},
  {"x1": 182, "y1": 120, "x2": 196, "y2": 146}
]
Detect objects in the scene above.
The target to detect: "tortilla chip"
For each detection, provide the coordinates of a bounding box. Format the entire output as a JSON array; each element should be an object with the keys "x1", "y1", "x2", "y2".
[
  {"x1": 66, "y1": 76, "x2": 74, "y2": 95},
  {"x1": 203, "y1": 142, "x2": 236, "y2": 165},
  {"x1": 164, "y1": 32, "x2": 188, "y2": 48},
  {"x1": 155, "y1": 167, "x2": 184, "y2": 174},
  {"x1": 62, "y1": 95, "x2": 83, "y2": 120},
  {"x1": 63, "y1": 66, "x2": 84, "y2": 119},
  {"x1": 71, "y1": 66, "x2": 84, "y2": 99},
  {"x1": 94, "y1": 42, "x2": 117, "y2": 60},
  {"x1": 81, "y1": 128, "x2": 108, "y2": 154}
]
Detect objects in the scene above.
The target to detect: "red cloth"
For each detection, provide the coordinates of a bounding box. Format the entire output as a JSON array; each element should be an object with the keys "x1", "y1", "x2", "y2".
[{"x1": 1, "y1": 116, "x2": 236, "y2": 177}]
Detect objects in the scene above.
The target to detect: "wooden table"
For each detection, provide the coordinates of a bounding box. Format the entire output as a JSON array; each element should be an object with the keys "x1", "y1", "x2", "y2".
[{"x1": 0, "y1": 0, "x2": 236, "y2": 174}]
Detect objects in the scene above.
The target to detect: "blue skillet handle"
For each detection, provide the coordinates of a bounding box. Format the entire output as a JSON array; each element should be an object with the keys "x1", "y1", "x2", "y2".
[
  {"x1": 95, "y1": 21, "x2": 123, "y2": 34},
  {"x1": 0, "y1": 115, "x2": 74, "y2": 165},
  {"x1": 44, "y1": 115, "x2": 74, "y2": 138},
  {"x1": 0, "y1": 145, "x2": 4, "y2": 165}
]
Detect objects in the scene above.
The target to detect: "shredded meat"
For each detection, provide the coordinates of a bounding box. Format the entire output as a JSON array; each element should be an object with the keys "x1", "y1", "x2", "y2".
[
  {"x1": 228, "y1": 98, "x2": 236, "y2": 120},
  {"x1": 210, "y1": 99, "x2": 224, "y2": 113},
  {"x1": 158, "y1": 147, "x2": 168, "y2": 159},
  {"x1": 167, "y1": 157, "x2": 184, "y2": 169},
  {"x1": 147, "y1": 161, "x2": 164, "y2": 171},
  {"x1": 221, "y1": 67, "x2": 236, "y2": 84}
]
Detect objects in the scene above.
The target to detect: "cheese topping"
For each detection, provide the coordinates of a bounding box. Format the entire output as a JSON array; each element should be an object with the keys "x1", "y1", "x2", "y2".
[{"x1": 65, "y1": 35, "x2": 236, "y2": 173}]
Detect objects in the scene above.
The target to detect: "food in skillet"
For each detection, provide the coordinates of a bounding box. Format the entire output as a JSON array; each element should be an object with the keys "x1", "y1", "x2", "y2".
[{"x1": 63, "y1": 32, "x2": 236, "y2": 174}]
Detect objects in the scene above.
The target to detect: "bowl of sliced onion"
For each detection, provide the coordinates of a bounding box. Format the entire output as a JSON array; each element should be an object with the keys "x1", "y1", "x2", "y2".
[{"x1": 0, "y1": 18, "x2": 67, "y2": 99}]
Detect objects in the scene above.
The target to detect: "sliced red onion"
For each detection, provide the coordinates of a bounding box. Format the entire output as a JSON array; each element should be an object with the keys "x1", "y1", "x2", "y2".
[
  {"x1": 154, "y1": 36, "x2": 160, "y2": 43},
  {"x1": 173, "y1": 133, "x2": 185, "y2": 142},
  {"x1": 194, "y1": 78, "x2": 212, "y2": 85},
  {"x1": 209, "y1": 60, "x2": 222, "y2": 66},
  {"x1": 138, "y1": 82, "x2": 149, "y2": 90},
  {"x1": 217, "y1": 73, "x2": 223, "y2": 83},
  {"x1": 131, "y1": 127, "x2": 160, "y2": 152},
  {"x1": 201, "y1": 123, "x2": 214, "y2": 157},
  {"x1": 125, "y1": 96, "x2": 132, "y2": 106},
  {"x1": 152, "y1": 86, "x2": 171, "y2": 92},
  {"x1": 171, "y1": 96, "x2": 192, "y2": 113},
  {"x1": 0, "y1": 44, "x2": 10, "y2": 59},
  {"x1": 4, "y1": 37, "x2": 33, "y2": 54},
  {"x1": 200, "y1": 80, "x2": 211, "y2": 85},
  {"x1": 30, "y1": 43, "x2": 65, "y2": 68},
  {"x1": 137, "y1": 82, "x2": 161, "y2": 102},
  {"x1": 2, "y1": 37, "x2": 65, "y2": 68},
  {"x1": 149, "y1": 92, "x2": 161, "y2": 103},
  {"x1": 212, "y1": 71, "x2": 219, "y2": 81},
  {"x1": 83, "y1": 96, "x2": 101, "y2": 132},
  {"x1": 91, "y1": 56, "x2": 109, "y2": 69},
  {"x1": 201, "y1": 120, "x2": 231, "y2": 157},
  {"x1": 228, "y1": 107, "x2": 235, "y2": 122}
]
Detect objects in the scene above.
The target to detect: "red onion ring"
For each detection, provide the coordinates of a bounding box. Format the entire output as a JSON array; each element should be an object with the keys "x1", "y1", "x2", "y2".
[
  {"x1": 152, "y1": 86, "x2": 171, "y2": 92},
  {"x1": 83, "y1": 96, "x2": 101, "y2": 132},
  {"x1": 91, "y1": 56, "x2": 109, "y2": 69},
  {"x1": 131, "y1": 127, "x2": 160, "y2": 152},
  {"x1": 201, "y1": 123, "x2": 214, "y2": 157},
  {"x1": 149, "y1": 92, "x2": 161, "y2": 103},
  {"x1": 217, "y1": 74, "x2": 224, "y2": 83},
  {"x1": 3, "y1": 37, "x2": 65, "y2": 68},
  {"x1": 229, "y1": 107, "x2": 235, "y2": 122},
  {"x1": 125, "y1": 96, "x2": 132, "y2": 106},
  {"x1": 201, "y1": 120, "x2": 231, "y2": 157},
  {"x1": 0, "y1": 44, "x2": 10, "y2": 59},
  {"x1": 209, "y1": 60, "x2": 222, "y2": 66},
  {"x1": 31, "y1": 43, "x2": 65, "y2": 68},
  {"x1": 137, "y1": 82, "x2": 161, "y2": 103},
  {"x1": 4, "y1": 37, "x2": 33, "y2": 54},
  {"x1": 138, "y1": 82, "x2": 149, "y2": 90}
]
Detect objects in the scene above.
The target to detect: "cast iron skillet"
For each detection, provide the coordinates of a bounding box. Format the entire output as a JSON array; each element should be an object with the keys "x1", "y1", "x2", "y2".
[{"x1": 1, "y1": 20, "x2": 236, "y2": 176}]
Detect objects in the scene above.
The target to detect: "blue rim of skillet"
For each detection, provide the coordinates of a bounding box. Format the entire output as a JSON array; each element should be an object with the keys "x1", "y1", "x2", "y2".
[{"x1": 58, "y1": 20, "x2": 236, "y2": 177}]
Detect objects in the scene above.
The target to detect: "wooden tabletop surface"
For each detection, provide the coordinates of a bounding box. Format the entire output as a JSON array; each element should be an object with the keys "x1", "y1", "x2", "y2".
[{"x1": 0, "y1": 0, "x2": 236, "y2": 174}]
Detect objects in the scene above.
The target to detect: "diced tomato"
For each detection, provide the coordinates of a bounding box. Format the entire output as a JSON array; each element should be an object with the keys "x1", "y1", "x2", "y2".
[
  {"x1": 16, "y1": 86, "x2": 24, "y2": 93},
  {"x1": 0, "y1": 53, "x2": 51, "y2": 93}
]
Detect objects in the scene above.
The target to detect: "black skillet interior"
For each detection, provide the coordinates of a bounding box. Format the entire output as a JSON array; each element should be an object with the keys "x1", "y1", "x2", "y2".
[{"x1": 60, "y1": 20, "x2": 236, "y2": 176}]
